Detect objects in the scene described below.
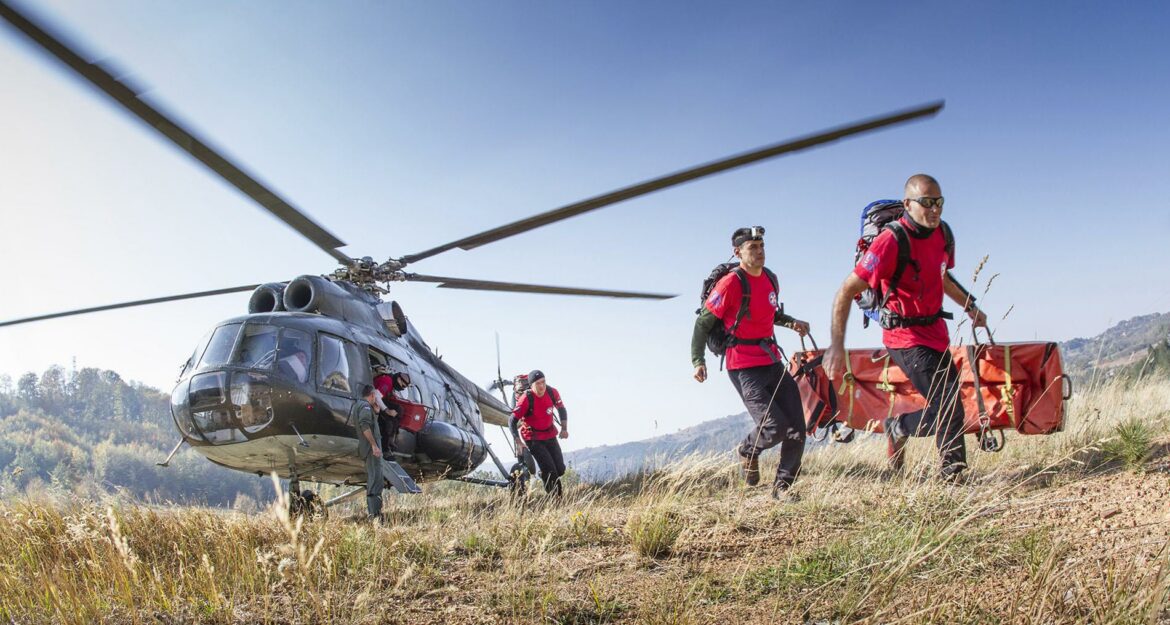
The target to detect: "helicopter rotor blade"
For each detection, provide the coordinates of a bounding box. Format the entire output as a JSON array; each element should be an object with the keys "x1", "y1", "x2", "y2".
[
  {"x1": 404, "y1": 274, "x2": 675, "y2": 300},
  {"x1": 398, "y1": 101, "x2": 943, "y2": 266},
  {"x1": 0, "y1": 1, "x2": 351, "y2": 265},
  {"x1": 0, "y1": 285, "x2": 261, "y2": 328}
]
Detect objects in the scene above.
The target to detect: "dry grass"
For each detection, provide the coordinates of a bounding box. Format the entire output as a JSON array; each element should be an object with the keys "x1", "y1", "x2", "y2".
[{"x1": 2, "y1": 380, "x2": 1169, "y2": 624}]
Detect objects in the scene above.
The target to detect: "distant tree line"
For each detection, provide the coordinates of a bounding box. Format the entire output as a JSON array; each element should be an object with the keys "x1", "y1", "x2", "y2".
[{"x1": 0, "y1": 366, "x2": 272, "y2": 508}]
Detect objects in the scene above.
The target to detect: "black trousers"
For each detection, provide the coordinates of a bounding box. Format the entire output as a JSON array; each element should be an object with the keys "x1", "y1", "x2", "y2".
[
  {"x1": 378, "y1": 412, "x2": 399, "y2": 453},
  {"x1": 526, "y1": 437, "x2": 566, "y2": 496},
  {"x1": 729, "y1": 363, "x2": 806, "y2": 487},
  {"x1": 887, "y1": 345, "x2": 967, "y2": 469}
]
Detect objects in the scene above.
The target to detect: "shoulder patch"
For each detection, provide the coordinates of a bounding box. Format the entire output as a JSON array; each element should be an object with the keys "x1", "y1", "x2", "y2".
[{"x1": 861, "y1": 251, "x2": 878, "y2": 272}]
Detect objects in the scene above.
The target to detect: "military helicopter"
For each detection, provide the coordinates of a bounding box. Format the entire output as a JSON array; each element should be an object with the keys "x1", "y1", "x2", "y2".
[{"x1": 0, "y1": 2, "x2": 942, "y2": 510}]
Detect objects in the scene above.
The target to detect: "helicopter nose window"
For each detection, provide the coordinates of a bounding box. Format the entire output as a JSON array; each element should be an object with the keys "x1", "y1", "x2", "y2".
[
  {"x1": 197, "y1": 323, "x2": 242, "y2": 369},
  {"x1": 232, "y1": 324, "x2": 279, "y2": 369},
  {"x1": 275, "y1": 328, "x2": 313, "y2": 384}
]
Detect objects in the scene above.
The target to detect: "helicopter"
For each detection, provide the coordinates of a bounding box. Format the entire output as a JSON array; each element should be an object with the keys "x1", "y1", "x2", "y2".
[{"x1": 0, "y1": 1, "x2": 943, "y2": 511}]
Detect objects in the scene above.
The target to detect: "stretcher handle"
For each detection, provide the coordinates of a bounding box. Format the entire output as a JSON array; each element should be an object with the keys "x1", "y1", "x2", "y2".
[
  {"x1": 970, "y1": 325, "x2": 996, "y2": 346},
  {"x1": 799, "y1": 334, "x2": 819, "y2": 352}
]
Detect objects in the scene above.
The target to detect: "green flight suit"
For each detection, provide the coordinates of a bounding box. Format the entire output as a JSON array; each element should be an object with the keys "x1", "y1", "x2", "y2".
[{"x1": 355, "y1": 400, "x2": 384, "y2": 519}]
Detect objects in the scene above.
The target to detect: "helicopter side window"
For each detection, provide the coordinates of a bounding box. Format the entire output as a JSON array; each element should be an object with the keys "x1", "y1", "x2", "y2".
[
  {"x1": 197, "y1": 323, "x2": 242, "y2": 369},
  {"x1": 317, "y1": 334, "x2": 355, "y2": 395},
  {"x1": 406, "y1": 384, "x2": 423, "y2": 404},
  {"x1": 274, "y1": 328, "x2": 313, "y2": 384},
  {"x1": 345, "y1": 341, "x2": 369, "y2": 390},
  {"x1": 231, "y1": 324, "x2": 279, "y2": 369},
  {"x1": 181, "y1": 330, "x2": 212, "y2": 376}
]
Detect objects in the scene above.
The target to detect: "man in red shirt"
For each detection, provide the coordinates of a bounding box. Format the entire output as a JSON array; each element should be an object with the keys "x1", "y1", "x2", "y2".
[
  {"x1": 372, "y1": 365, "x2": 407, "y2": 454},
  {"x1": 511, "y1": 369, "x2": 568, "y2": 496},
  {"x1": 691, "y1": 227, "x2": 810, "y2": 499},
  {"x1": 825, "y1": 174, "x2": 988, "y2": 480}
]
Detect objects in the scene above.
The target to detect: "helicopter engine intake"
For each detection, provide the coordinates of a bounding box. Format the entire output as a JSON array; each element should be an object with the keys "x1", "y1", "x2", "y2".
[
  {"x1": 247, "y1": 282, "x2": 287, "y2": 314},
  {"x1": 282, "y1": 275, "x2": 388, "y2": 333}
]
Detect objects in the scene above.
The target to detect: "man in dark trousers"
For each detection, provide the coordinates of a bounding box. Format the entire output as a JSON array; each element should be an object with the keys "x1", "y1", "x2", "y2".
[
  {"x1": 371, "y1": 365, "x2": 405, "y2": 454},
  {"x1": 825, "y1": 174, "x2": 988, "y2": 481},
  {"x1": 691, "y1": 226, "x2": 810, "y2": 499},
  {"x1": 354, "y1": 384, "x2": 384, "y2": 521},
  {"x1": 511, "y1": 369, "x2": 568, "y2": 497}
]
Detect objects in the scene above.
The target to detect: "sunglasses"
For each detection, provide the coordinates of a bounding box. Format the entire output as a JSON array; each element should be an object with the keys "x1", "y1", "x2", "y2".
[{"x1": 910, "y1": 196, "x2": 945, "y2": 209}]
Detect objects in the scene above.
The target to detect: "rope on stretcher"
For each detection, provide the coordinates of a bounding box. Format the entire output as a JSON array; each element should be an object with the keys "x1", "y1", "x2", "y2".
[
  {"x1": 1001, "y1": 344, "x2": 1016, "y2": 429},
  {"x1": 877, "y1": 354, "x2": 897, "y2": 422},
  {"x1": 837, "y1": 350, "x2": 857, "y2": 425}
]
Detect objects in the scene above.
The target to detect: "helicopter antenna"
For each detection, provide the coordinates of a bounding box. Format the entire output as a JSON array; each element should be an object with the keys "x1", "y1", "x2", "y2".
[{"x1": 494, "y1": 332, "x2": 510, "y2": 406}]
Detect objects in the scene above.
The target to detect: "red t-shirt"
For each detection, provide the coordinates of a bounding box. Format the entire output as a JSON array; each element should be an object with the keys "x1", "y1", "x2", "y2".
[
  {"x1": 373, "y1": 374, "x2": 395, "y2": 399},
  {"x1": 704, "y1": 269, "x2": 783, "y2": 370},
  {"x1": 511, "y1": 388, "x2": 564, "y2": 441},
  {"x1": 853, "y1": 217, "x2": 954, "y2": 352}
]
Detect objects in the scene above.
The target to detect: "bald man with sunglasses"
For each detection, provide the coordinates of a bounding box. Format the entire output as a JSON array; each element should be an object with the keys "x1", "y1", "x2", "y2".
[{"x1": 825, "y1": 174, "x2": 987, "y2": 482}]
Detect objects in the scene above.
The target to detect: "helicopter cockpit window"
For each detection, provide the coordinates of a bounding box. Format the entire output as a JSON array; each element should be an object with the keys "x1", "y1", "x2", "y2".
[
  {"x1": 275, "y1": 328, "x2": 313, "y2": 384},
  {"x1": 197, "y1": 323, "x2": 242, "y2": 369},
  {"x1": 232, "y1": 324, "x2": 279, "y2": 370},
  {"x1": 317, "y1": 334, "x2": 357, "y2": 395}
]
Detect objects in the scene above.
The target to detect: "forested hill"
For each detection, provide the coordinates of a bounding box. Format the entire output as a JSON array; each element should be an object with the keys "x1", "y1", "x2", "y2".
[
  {"x1": 0, "y1": 367, "x2": 271, "y2": 508},
  {"x1": 1062, "y1": 311, "x2": 1170, "y2": 381}
]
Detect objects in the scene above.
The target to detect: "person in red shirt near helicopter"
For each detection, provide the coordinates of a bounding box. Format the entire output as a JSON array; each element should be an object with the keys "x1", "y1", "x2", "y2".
[{"x1": 511, "y1": 369, "x2": 568, "y2": 497}]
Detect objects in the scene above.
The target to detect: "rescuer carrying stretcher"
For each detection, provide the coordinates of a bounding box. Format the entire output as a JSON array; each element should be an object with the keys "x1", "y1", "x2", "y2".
[
  {"x1": 825, "y1": 173, "x2": 988, "y2": 482},
  {"x1": 691, "y1": 226, "x2": 810, "y2": 500}
]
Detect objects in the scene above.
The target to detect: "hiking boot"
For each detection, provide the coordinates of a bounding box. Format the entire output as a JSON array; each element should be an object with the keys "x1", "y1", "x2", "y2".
[
  {"x1": 740, "y1": 456, "x2": 760, "y2": 487},
  {"x1": 939, "y1": 463, "x2": 968, "y2": 484},
  {"x1": 884, "y1": 416, "x2": 907, "y2": 472},
  {"x1": 771, "y1": 483, "x2": 799, "y2": 502}
]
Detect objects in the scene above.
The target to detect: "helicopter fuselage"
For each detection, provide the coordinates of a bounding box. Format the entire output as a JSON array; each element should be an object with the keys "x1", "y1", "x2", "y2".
[{"x1": 169, "y1": 292, "x2": 512, "y2": 487}]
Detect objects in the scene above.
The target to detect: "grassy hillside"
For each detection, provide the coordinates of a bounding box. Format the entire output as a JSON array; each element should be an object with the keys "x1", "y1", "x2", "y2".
[
  {"x1": 2, "y1": 380, "x2": 1167, "y2": 624},
  {"x1": 0, "y1": 367, "x2": 272, "y2": 507}
]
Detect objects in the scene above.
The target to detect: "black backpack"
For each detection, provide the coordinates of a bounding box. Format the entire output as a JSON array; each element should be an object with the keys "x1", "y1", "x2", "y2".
[
  {"x1": 853, "y1": 200, "x2": 953, "y2": 328},
  {"x1": 697, "y1": 262, "x2": 780, "y2": 355}
]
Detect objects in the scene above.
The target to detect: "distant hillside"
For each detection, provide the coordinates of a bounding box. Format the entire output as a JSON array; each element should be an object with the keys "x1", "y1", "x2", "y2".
[
  {"x1": 0, "y1": 367, "x2": 272, "y2": 507},
  {"x1": 1060, "y1": 311, "x2": 1170, "y2": 382},
  {"x1": 565, "y1": 413, "x2": 758, "y2": 481}
]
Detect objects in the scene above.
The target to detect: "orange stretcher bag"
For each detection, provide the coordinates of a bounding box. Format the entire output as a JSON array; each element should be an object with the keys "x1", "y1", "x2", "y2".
[{"x1": 789, "y1": 341, "x2": 1071, "y2": 444}]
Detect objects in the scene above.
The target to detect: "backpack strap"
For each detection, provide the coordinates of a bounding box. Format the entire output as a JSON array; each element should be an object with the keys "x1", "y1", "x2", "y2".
[
  {"x1": 523, "y1": 390, "x2": 535, "y2": 418},
  {"x1": 727, "y1": 268, "x2": 752, "y2": 333},
  {"x1": 940, "y1": 220, "x2": 955, "y2": 260},
  {"x1": 879, "y1": 221, "x2": 915, "y2": 309}
]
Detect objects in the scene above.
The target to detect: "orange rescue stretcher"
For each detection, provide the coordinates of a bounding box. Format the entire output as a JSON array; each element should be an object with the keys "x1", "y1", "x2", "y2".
[{"x1": 790, "y1": 338, "x2": 1072, "y2": 450}]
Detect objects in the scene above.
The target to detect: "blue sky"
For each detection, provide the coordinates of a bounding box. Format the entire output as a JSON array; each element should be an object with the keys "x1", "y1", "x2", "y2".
[{"x1": 1, "y1": 1, "x2": 1168, "y2": 453}]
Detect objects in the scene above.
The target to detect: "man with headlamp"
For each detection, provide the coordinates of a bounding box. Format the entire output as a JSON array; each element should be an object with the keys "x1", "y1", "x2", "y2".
[{"x1": 691, "y1": 226, "x2": 811, "y2": 500}]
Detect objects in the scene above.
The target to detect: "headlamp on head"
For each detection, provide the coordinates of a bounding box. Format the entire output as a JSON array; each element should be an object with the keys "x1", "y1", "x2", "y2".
[{"x1": 732, "y1": 226, "x2": 766, "y2": 248}]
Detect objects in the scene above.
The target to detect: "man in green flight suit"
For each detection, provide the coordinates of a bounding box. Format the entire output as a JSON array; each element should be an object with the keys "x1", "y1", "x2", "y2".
[{"x1": 356, "y1": 384, "x2": 384, "y2": 522}]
